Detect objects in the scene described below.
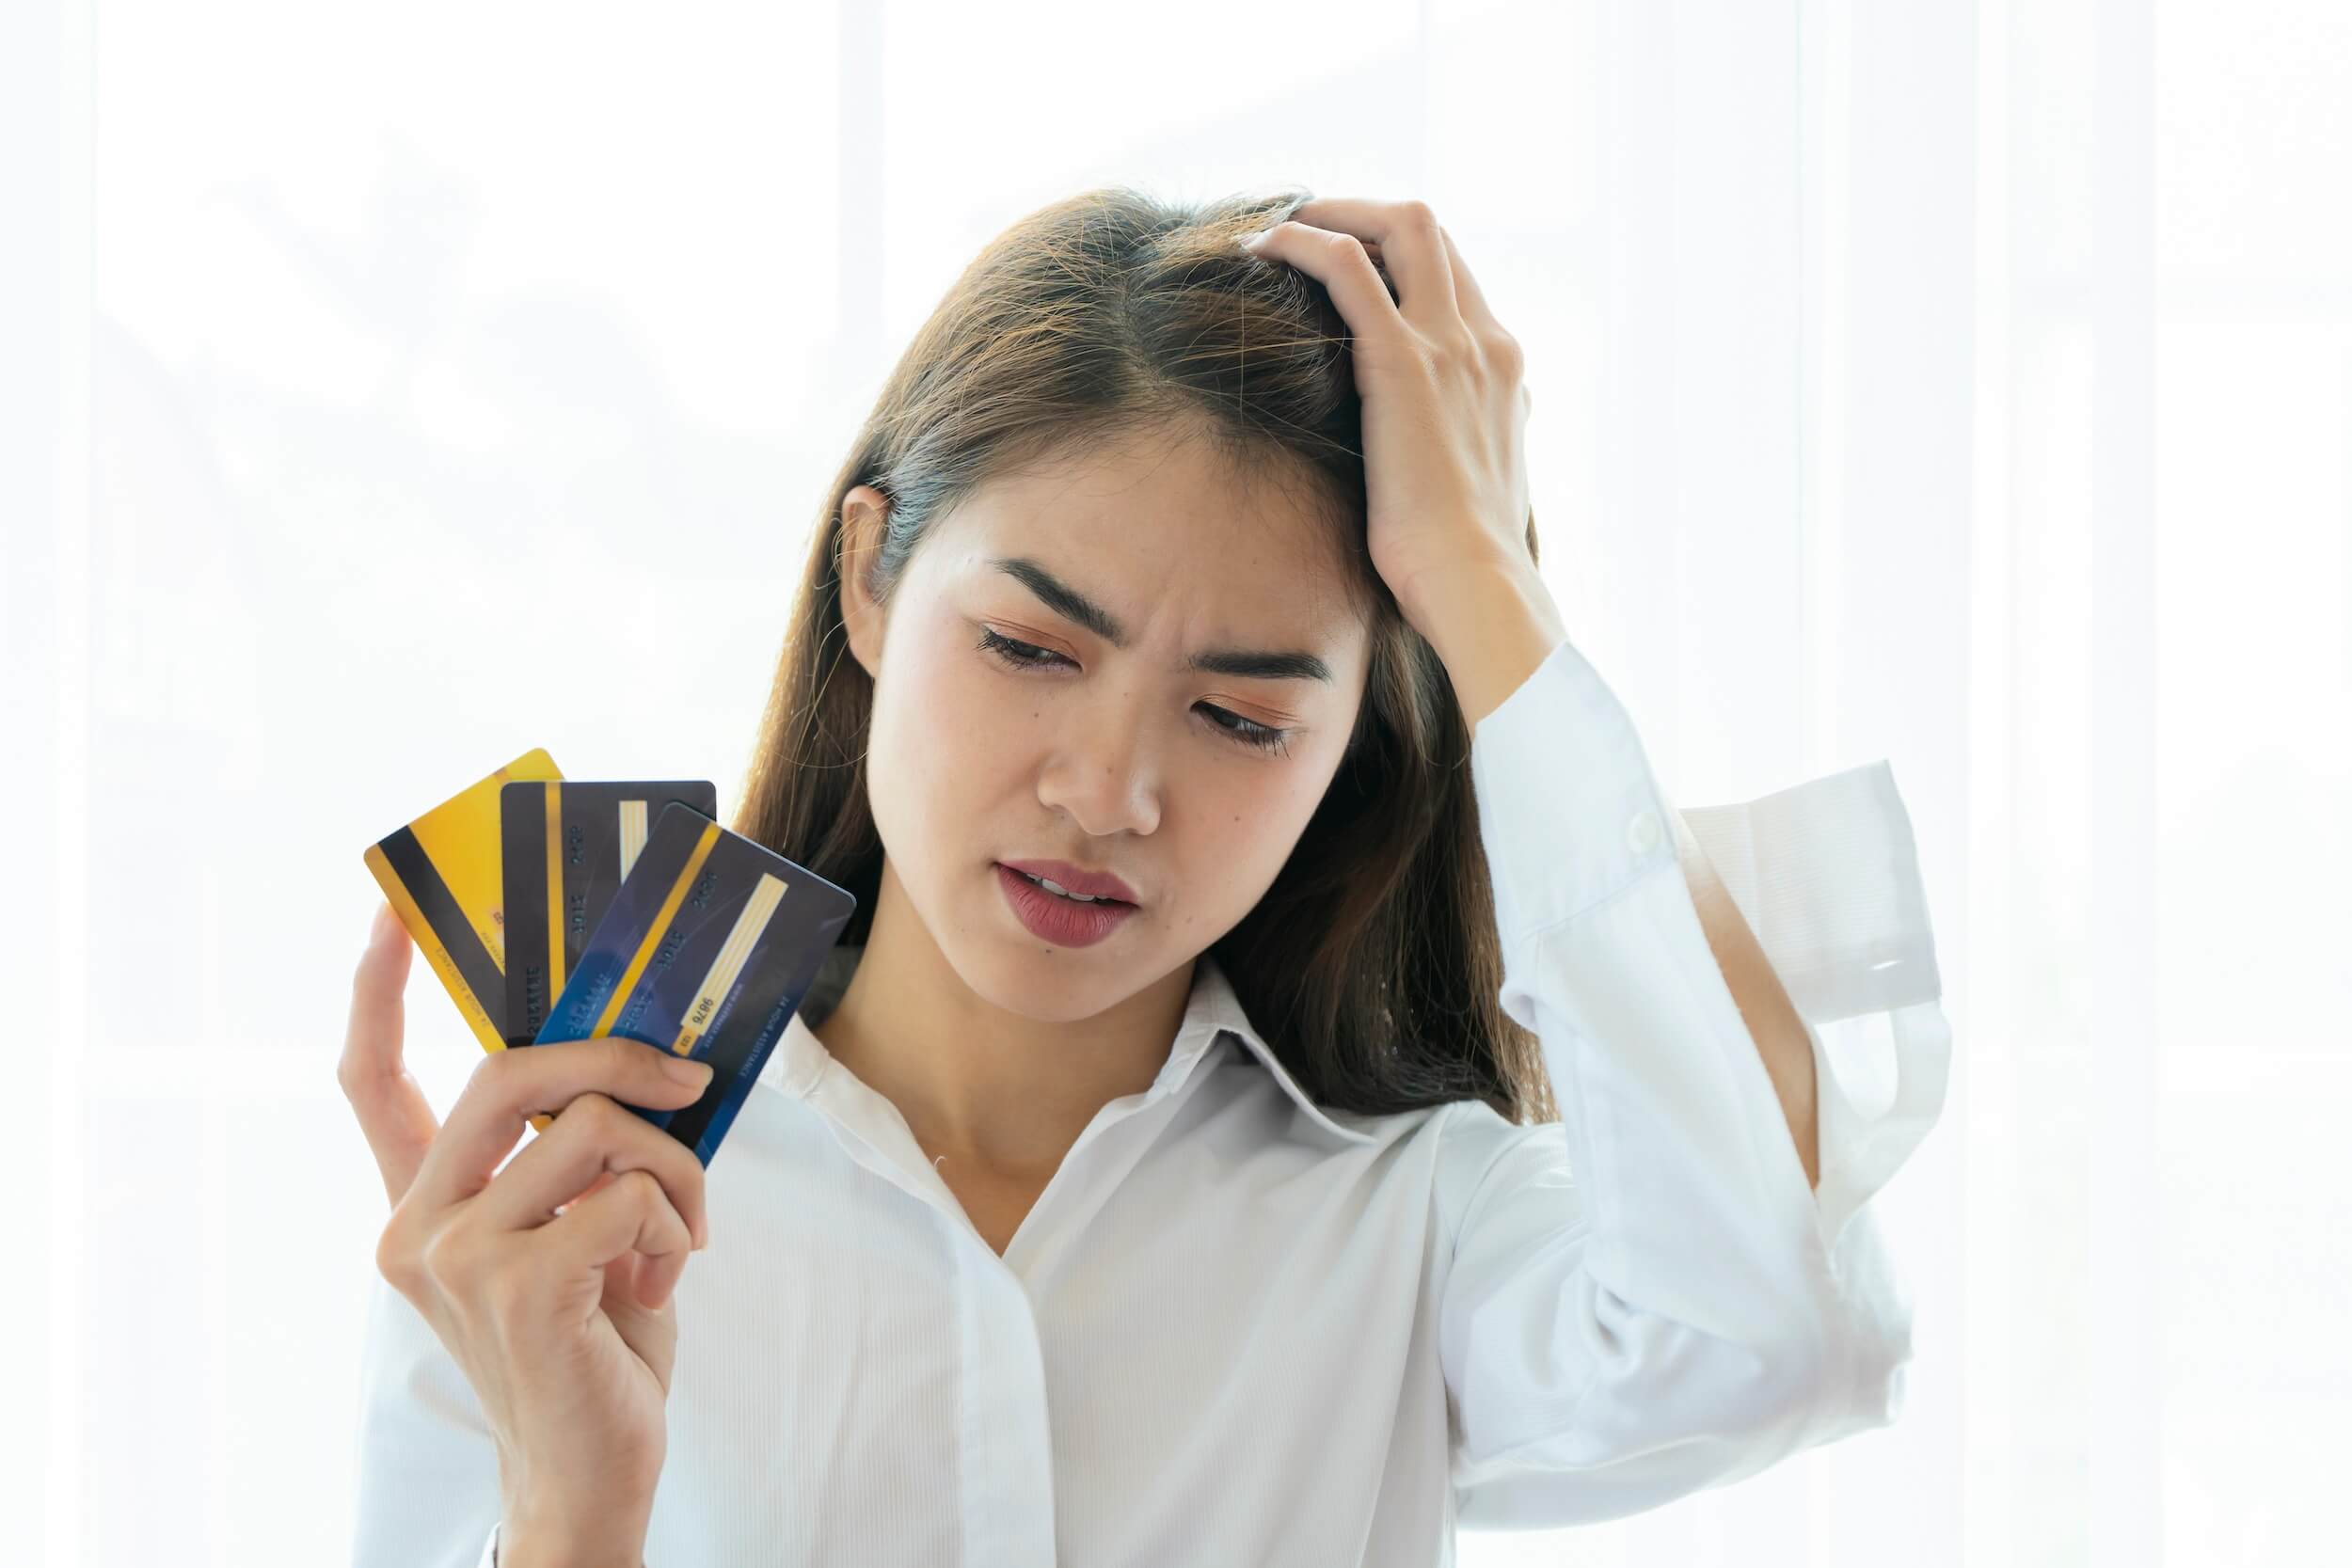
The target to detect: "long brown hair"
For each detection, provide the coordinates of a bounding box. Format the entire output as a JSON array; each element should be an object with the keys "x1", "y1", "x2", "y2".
[{"x1": 731, "y1": 184, "x2": 1555, "y2": 1127}]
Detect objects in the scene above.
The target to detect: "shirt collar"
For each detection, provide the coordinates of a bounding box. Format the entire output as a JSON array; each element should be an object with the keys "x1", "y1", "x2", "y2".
[{"x1": 759, "y1": 942, "x2": 1376, "y2": 1146}]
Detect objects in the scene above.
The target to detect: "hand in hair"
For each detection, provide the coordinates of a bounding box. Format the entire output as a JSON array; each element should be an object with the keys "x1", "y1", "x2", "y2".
[{"x1": 1238, "y1": 198, "x2": 1539, "y2": 630}]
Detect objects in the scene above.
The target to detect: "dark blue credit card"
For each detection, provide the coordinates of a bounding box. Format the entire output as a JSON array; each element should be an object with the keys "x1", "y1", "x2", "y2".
[{"x1": 532, "y1": 801, "x2": 857, "y2": 1166}]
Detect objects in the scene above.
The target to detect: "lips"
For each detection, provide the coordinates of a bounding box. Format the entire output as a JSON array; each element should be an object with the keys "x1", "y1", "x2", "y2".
[
  {"x1": 994, "y1": 863, "x2": 1138, "y2": 947},
  {"x1": 996, "y1": 859, "x2": 1139, "y2": 905}
]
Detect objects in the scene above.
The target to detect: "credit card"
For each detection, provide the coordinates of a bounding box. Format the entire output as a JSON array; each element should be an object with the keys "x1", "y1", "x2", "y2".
[
  {"x1": 501, "y1": 780, "x2": 720, "y2": 1047},
  {"x1": 363, "y1": 748, "x2": 564, "y2": 1056},
  {"x1": 533, "y1": 801, "x2": 857, "y2": 1166}
]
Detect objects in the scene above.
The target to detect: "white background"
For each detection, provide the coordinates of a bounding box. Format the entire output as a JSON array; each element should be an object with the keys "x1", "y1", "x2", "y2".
[{"x1": 4, "y1": 1, "x2": 2345, "y2": 1563}]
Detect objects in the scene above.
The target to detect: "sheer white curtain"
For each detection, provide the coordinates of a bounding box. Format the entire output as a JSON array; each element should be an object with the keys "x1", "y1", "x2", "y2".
[
  {"x1": 4, "y1": 1, "x2": 2342, "y2": 1563},
  {"x1": 1546, "y1": 3, "x2": 2346, "y2": 1563}
]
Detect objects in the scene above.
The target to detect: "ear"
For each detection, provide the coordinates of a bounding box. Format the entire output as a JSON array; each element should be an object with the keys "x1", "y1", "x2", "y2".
[{"x1": 836, "y1": 485, "x2": 891, "y2": 679}]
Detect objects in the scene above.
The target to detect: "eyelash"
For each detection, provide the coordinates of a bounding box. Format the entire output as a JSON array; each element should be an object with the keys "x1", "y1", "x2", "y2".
[{"x1": 974, "y1": 626, "x2": 1293, "y2": 755}]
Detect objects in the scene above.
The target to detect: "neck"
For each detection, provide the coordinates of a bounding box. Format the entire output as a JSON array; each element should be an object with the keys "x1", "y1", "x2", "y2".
[{"x1": 809, "y1": 855, "x2": 1195, "y2": 1180}]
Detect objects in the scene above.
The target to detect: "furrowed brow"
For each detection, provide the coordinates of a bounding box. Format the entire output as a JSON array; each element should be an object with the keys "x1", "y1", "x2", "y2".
[{"x1": 987, "y1": 555, "x2": 1334, "y2": 684}]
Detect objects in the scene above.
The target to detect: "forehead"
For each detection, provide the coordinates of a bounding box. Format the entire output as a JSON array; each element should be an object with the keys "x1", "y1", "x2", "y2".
[{"x1": 932, "y1": 428, "x2": 1365, "y2": 638}]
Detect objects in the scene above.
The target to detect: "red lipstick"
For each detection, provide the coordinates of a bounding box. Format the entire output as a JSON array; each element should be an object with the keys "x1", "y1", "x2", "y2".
[{"x1": 994, "y1": 862, "x2": 1139, "y2": 947}]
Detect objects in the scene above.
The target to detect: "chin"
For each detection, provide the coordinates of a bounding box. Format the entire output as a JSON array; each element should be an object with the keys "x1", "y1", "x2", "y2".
[
  {"x1": 974, "y1": 913, "x2": 1148, "y2": 1009},
  {"x1": 969, "y1": 957, "x2": 1134, "y2": 1022}
]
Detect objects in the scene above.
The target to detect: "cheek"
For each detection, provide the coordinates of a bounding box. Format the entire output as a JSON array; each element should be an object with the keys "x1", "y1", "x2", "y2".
[
  {"x1": 866, "y1": 636, "x2": 1029, "y2": 831},
  {"x1": 917, "y1": 643, "x2": 1009, "y2": 753},
  {"x1": 1179, "y1": 767, "x2": 1327, "y2": 894},
  {"x1": 858, "y1": 652, "x2": 1041, "y2": 949}
]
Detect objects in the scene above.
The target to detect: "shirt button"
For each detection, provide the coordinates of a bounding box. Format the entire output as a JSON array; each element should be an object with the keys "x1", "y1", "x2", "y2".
[{"x1": 1627, "y1": 807, "x2": 1662, "y2": 854}]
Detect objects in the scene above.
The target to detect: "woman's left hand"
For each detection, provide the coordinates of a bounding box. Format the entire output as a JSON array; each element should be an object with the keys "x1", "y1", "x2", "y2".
[{"x1": 1238, "y1": 198, "x2": 1537, "y2": 628}]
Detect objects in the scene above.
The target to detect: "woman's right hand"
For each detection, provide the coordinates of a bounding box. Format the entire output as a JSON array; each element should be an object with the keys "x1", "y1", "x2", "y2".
[{"x1": 338, "y1": 902, "x2": 716, "y2": 1560}]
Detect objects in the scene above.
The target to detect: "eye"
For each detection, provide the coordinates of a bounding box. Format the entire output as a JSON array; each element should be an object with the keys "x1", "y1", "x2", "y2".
[
  {"x1": 975, "y1": 626, "x2": 1293, "y2": 756},
  {"x1": 1195, "y1": 704, "x2": 1290, "y2": 754},
  {"x1": 975, "y1": 626, "x2": 1073, "y2": 671}
]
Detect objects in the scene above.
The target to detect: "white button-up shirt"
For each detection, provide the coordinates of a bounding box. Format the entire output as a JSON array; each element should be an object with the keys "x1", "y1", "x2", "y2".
[{"x1": 347, "y1": 634, "x2": 1951, "y2": 1567}]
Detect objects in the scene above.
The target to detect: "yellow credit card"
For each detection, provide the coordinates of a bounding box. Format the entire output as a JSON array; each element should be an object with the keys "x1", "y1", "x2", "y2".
[{"x1": 364, "y1": 748, "x2": 563, "y2": 1058}]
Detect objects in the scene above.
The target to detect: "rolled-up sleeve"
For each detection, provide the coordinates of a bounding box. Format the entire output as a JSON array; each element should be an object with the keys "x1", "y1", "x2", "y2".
[
  {"x1": 347, "y1": 1271, "x2": 507, "y2": 1566},
  {"x1": 1437, "y1": 633, "x2": 1951, "y2": 1528}
]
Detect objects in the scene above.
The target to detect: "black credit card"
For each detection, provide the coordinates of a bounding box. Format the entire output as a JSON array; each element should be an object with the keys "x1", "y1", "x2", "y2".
[{"x1": 500, "y1": 780, "x2": 719, "y2": 1046}]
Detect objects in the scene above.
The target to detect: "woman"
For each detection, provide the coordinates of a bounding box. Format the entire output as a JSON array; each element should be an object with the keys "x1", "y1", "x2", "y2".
[{"x1": 340, "y1": 188, "x2": 1951, "y2": 1566}]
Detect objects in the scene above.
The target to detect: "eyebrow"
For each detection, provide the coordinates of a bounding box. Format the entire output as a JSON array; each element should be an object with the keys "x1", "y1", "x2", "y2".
[{"x1": 986, "y1": 555, "x2": 1335, "y2": 684}]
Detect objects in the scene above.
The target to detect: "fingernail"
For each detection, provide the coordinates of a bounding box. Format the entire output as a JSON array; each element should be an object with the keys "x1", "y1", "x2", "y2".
[
  {"x1": 1237, "y1": 229, "x2": 1269, "y2": 251},
  {"x1": 662, "y1": 1053, "x2": 715, "y2": 1086}
]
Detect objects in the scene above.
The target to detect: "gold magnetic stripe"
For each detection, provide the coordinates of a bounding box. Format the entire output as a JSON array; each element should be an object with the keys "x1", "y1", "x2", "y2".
[
  {"x1": 544, "y1": 783, "x2": 564, "y2": 997},
  {"x1": 671, "y1": 872, "x2": 786, "y2": 1056},
  {"x1": 588, "y1": 820, "x2": 723, "y2": 1039}
]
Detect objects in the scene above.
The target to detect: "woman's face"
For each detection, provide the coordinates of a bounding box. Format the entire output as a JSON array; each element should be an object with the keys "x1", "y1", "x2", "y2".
[{"x1": 837, "y1": 428, "x2": 1375, "y2": 1024}]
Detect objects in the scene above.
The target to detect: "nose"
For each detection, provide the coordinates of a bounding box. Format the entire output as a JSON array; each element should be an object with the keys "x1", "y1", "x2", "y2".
[{"x1": 1034, "y1": 683, "x2": 1162, "y2": 838}]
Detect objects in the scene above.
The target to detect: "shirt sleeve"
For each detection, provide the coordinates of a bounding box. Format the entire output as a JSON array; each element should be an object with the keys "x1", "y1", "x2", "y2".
[
  {"x1": 1436, "y1": 633, "x2": 1951, "y2": 1529},
  {"x1": 347, "y1": 1269, "x2": 508, "y2": 1566}
]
